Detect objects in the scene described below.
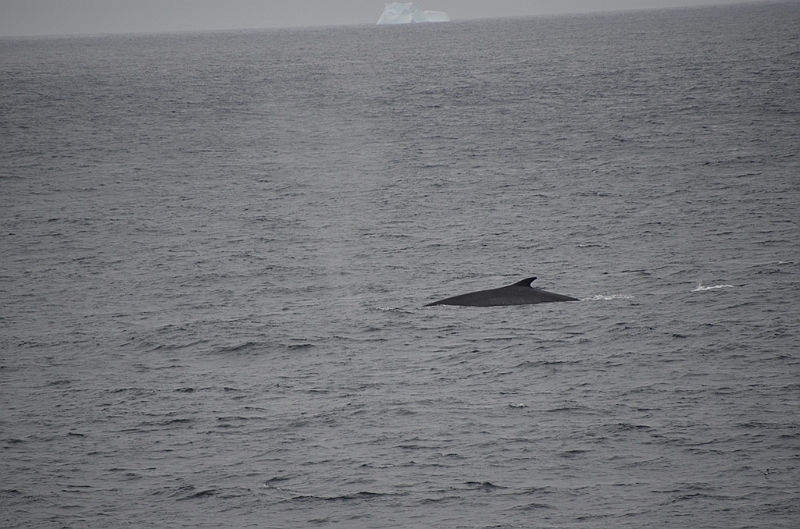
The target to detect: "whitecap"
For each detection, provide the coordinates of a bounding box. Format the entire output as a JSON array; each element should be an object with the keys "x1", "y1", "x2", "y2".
[
  {"x1": 583, "y1": 294, "x2": 634, "y2": 301},
  {"x1": 692, "y1": 284, "x2": 734, "y2": 292}
]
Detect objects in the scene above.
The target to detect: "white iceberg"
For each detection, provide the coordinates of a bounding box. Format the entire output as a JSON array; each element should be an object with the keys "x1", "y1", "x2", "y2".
[{"x1": 376, "y1": 3, "x2": 450, "y2": 25}]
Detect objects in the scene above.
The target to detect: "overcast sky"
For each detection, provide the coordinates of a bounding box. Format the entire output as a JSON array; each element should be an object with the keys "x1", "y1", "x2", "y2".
[{"x1": 0, "y1": 0, "x2": 772, "y2": 37}]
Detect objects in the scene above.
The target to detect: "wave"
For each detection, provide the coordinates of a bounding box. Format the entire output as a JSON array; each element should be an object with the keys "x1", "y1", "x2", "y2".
[
  {"x1": 583, "y1": 294, "x2": 634, "y2": 301},
  {"x1": 692, "y1": 284, "x2": 734, "y2": 292}
]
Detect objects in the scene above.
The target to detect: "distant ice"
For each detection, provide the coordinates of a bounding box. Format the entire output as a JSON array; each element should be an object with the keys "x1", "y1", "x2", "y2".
[{"x1": 377, "y1": 3, "x2": 450, "y2": 25}]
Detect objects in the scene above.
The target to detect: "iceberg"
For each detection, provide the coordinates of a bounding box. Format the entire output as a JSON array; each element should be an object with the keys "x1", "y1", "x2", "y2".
[{"x1": 376, "y1": 3, "x2": 450, "y2": 25}]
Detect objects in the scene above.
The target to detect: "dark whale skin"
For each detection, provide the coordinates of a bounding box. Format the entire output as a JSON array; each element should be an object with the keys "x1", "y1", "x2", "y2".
[{"x1": 425, "y1": 277, "x2": 578, "y2": 307}]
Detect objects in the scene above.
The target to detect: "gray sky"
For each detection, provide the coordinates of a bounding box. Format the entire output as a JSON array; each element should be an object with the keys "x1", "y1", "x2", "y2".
[{"x1": 0, "y1": 0, "x2": 770, "y2": 37}]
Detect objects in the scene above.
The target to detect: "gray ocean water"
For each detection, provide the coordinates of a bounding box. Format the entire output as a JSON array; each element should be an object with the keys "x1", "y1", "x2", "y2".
[{"x1": 1, "y1": 3, "x2": 799, "y2": 528}]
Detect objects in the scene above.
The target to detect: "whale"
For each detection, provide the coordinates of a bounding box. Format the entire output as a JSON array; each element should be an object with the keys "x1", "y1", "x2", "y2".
[{"x1": 425, "y1": 277, "x2": 579, "y2": 307}]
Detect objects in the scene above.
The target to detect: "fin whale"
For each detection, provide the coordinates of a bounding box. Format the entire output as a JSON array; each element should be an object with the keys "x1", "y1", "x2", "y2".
[{"x1": 425, "y1": 277, "x2": 579, "y2": 307}]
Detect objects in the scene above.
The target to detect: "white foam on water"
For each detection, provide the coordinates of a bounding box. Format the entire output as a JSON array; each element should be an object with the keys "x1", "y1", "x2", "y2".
[{"x1": 692, "y1": 284, "x2": 735, "y2": 292}]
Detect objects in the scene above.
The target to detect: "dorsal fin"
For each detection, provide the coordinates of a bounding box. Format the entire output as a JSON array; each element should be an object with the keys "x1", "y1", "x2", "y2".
[{"x1": 512, "y1": 277, "x2": 537, "y2": 288}]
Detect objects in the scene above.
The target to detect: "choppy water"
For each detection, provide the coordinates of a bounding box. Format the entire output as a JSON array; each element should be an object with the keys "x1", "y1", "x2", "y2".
[{"x1": 1, "y1": 3, "x2": 799, "y2": 527}]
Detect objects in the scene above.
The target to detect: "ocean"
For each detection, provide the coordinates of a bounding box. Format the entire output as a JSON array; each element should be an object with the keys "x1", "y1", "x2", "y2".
[{"x1": 1, "y1": 2, "x2": 798, "y2": 527}]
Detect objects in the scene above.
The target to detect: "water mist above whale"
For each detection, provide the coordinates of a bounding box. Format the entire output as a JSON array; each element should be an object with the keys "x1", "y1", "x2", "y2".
[{"x1": 425, "y1": 277, "x2": 579, "y2": 307}]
